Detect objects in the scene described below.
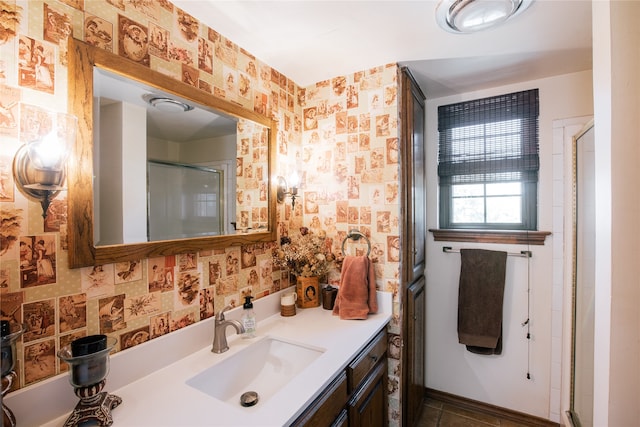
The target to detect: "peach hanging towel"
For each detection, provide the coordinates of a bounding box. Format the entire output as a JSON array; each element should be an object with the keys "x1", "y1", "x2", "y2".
[{"x1": 333, "y1": 256, "x2": 378, "y2": 320}]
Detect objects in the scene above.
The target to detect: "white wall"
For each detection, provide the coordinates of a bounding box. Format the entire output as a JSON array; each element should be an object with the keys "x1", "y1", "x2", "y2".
[
  {"x1": 179, "y1": 134, "x2": 237, "y2": 163},
  {"x1": 425, "y1": 70, "x2": 593, "y2": 420},
  {"x1": 97, "y1": 101, "x2": 147, "y2": 245},
  {"x1": 592, "y1": 1, "x2": 640, "y2": 425}
]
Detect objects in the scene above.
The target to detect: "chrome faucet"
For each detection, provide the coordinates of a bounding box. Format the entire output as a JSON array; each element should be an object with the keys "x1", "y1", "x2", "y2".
[{"x1": 212, "y1": 305, "x2": 245, "y2": 353}]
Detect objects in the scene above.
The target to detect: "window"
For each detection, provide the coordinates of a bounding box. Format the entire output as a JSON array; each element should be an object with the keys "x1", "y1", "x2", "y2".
[{"x1": 437, "y1": 89, "x2": 539, "y2": 230}]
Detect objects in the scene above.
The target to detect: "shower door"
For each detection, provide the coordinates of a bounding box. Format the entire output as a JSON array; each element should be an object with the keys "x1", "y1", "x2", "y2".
[
  {"x1": 147, "y1": 160, "x2": 224, "y2": 241},
  {"x1": 569, "y1": 121, "x2": 595, "y2": 427}
]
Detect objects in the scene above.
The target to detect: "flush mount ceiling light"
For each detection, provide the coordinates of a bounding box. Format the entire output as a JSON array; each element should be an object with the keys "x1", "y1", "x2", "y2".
[
  {"x1": 142, "y1": 94, "x2": 194, "y2": 113},
  {"x1": 436, "y1": 0, "x2": 534, "y2": 34}
]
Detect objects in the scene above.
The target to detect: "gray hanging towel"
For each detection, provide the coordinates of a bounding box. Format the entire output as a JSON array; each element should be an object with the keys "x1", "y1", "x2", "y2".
[{"x1": 457, "y1": 249, "x2": 508, "y2": 355}]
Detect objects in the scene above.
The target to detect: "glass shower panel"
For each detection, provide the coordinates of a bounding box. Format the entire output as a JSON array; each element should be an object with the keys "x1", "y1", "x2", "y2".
[
  {"x1": 148, "y1": 160, "x2": 223, "y2": 241},
  {"x1": 570, "y1": 123, "x2": 595, "y2": 427}
]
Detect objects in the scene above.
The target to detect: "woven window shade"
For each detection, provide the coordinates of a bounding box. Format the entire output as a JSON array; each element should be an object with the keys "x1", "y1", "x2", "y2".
[{"x1": 437, "y1": 89, "x2": 539, "y2": 185}]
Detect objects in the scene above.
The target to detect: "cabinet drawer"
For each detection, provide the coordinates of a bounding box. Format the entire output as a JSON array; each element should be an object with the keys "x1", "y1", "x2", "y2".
[
  {"x1": 347, "y1": 329, "x2": 387, "y2": 392},
  {"x1": 290, "y1": 371, "x2": 347, "y2": 427}
]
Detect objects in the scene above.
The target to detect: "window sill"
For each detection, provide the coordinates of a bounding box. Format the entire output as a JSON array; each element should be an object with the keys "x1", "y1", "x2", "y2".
[{"x1": 429, "y1": 229, "x2": 551, "y2": 245}]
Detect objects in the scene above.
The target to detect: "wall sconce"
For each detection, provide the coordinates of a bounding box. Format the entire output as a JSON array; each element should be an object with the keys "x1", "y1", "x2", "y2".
[
  {"x1": 277, "y1": 172, "x2": 299, "y2": 209},
  {"x1": 12, "y1": 108, "x2": 77, "y2": 219}
]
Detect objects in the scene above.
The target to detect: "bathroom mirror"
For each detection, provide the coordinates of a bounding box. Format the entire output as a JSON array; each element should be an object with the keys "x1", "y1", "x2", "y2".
[{"x1": 67, "y1": 38, "x2": 276, "y2": 268}]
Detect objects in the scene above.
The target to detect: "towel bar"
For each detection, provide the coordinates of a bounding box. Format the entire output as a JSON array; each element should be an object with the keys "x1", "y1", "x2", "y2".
[
  {"x1": 442, "y1": 246, "x2": 532, "y2": 258},
  {"x1": 341, "y1": 229, "x2": 371, "y2": 256}
]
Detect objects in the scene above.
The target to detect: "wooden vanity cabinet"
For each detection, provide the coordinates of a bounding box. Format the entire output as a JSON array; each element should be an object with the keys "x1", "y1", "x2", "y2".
[
  {"x1": 347, "y1": 357, "x2": 387, "y2": 427},
  {"x1": 331, "y1": 410, "x2": 348, "y2": 427},
  {"x1": 346, "y1": 329, "x2": 388, "y2": 427},
  {"x1": 290, "y1": 371, "x2": 348, "y2": 427},
  {"x1": 290, "y1": 329, "x2": 388, "y2": 427}
]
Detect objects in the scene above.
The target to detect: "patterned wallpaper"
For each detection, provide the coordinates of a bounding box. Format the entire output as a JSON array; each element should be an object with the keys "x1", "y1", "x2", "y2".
[
  {"x1": 235, "y1": 119, "x2": 270, "y2": 230},
  {"x1": 0, "y1": 0, "x2": 403, "y2": 424},
  {"x1": 292, "y1": 66, "x2": 404, "y2": 421}
]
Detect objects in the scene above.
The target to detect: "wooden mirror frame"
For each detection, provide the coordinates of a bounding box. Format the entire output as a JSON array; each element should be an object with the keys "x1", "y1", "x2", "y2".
[{"x1": 67, "y1": 38, "x2": 277, "y2": 269}]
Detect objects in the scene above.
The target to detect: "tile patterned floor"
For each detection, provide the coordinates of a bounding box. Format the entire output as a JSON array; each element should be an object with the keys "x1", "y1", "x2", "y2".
[{"x1": 416, "y1": 397, "x2": 535, "y2": 427}]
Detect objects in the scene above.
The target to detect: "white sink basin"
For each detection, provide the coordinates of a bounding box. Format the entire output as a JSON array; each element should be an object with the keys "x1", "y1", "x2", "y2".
[{"x1": 186, "y1": 336, "x2": 325, "y2": 407}]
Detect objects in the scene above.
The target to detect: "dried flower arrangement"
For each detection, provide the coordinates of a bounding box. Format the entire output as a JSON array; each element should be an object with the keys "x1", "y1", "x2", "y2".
[{"x1": 273, "y1": 227, "x2": 336, "y2": 278}]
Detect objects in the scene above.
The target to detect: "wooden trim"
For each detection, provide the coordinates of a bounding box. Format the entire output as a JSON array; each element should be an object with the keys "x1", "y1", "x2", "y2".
[
  {"x1": 399, "y1": 66, "x2": 426, "y2": 103},
  {"x1": 426, "y1": 388, "x2": 559, "y2": 427},
  {"x1": 429, "y1": 229, "x2": 551, "y2": 245}
]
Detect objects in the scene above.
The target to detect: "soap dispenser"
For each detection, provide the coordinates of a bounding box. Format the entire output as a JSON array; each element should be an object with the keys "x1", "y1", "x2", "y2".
[{"x1": 241, "y1": 295, "x2": 256, "y2": 338}]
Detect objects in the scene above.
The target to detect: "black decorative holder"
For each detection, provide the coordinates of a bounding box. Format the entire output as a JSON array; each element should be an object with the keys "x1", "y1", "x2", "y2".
[
  {"x1": 57, "y1": 335, "x2": 122, "y2": 427},
  {"x1": 1, "y1": 321, "x2": 25, "y2": 427}
]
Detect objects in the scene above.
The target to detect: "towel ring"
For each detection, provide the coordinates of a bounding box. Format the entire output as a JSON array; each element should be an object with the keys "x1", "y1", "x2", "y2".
[{"x1": 341, "y1": 229, "x2": 371, "y2": 257}]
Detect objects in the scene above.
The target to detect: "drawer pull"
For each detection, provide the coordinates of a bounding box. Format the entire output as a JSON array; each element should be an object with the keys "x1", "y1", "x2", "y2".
[{"x1": 369, "y1": 355, "x2": 378, "y2": 363}]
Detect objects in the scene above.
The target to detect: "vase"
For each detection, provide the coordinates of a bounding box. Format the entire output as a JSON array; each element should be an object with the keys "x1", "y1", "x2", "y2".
[{"x1": 295, "y1": 276, "x2": 320, "y2": 308}]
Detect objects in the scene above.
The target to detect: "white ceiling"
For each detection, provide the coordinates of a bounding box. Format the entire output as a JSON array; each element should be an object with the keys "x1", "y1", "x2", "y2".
[
  {"x1": 172, "y1": 0, "x2": 593, "y2": 99},
  {"x1": 97, "y1": 68, "x2": 237, "y2": 141}
]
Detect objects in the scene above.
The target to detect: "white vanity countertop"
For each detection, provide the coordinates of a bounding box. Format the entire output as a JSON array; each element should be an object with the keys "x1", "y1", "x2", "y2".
[{"x1": 25, "y1": 291, "x2": 391, "y2": 427}]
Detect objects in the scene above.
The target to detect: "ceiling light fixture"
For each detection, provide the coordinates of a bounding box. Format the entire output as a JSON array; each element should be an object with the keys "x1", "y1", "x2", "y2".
[
  {"x1": 436, "y1": 0, "x2": 534, "y2": 34},
  {"x1": 142, "y1": 94, "x2": 194, "y2": 113}
]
